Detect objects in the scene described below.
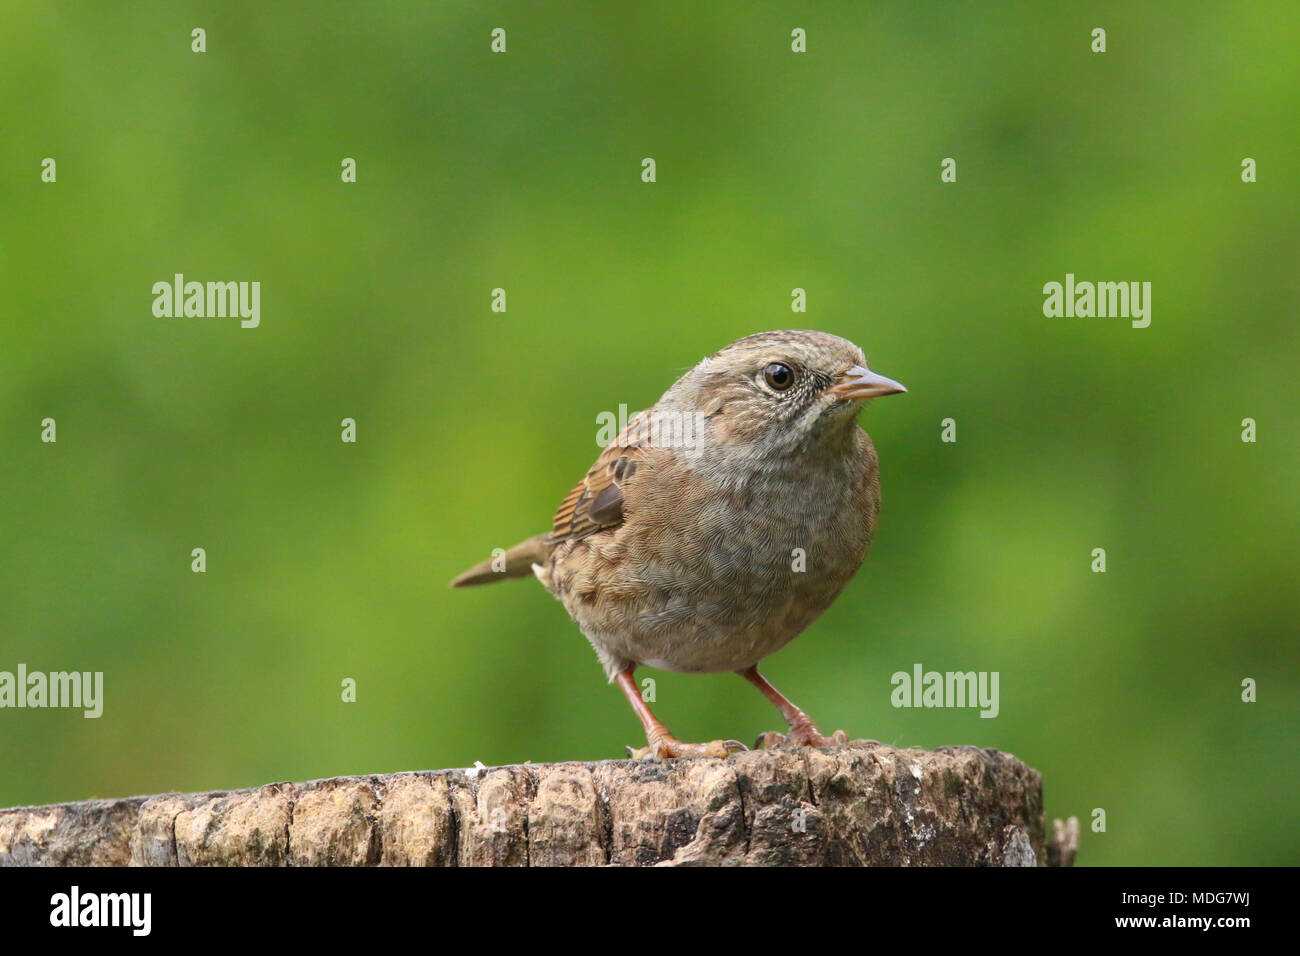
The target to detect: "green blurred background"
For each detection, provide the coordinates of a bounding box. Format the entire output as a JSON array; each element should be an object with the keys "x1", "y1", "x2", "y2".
[{"x1": 2, "y1": 2, "x2": 1297, "y2": 865}]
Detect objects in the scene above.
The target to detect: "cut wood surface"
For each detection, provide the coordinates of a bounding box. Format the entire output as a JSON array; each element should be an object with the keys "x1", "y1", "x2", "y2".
[{"x1": 0, "y1": 743, "x2": 1071, "y2": 866}]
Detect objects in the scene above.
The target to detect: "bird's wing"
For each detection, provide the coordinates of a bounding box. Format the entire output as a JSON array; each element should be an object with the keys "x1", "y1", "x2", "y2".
[{"x1": 550, "y1": 409, "x2": 659, "y2": 544}]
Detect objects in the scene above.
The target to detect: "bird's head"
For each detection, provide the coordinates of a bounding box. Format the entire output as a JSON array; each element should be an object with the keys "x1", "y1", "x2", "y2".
[{"x1": 671, "y1": 330, "x2": 906, "y2": 459}]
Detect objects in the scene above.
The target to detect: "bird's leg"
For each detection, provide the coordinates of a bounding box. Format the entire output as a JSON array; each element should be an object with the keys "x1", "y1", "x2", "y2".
[
  {"x1": 740, "y1": 666, "x2": 851, "y2": 749},
  {"x1": 615, "y1": 669, "x2": 747, "y2": 759}
]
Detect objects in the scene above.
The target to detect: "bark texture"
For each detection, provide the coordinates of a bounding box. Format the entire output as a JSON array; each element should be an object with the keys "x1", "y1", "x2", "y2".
[{"x1": 0, "y1": 744, "x2": 1054, "y2": 866}]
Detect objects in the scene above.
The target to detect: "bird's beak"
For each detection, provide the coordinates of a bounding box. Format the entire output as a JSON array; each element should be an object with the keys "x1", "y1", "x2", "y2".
[{"x1": 831, "y1": 364, "x2": 907, "y2": 400}]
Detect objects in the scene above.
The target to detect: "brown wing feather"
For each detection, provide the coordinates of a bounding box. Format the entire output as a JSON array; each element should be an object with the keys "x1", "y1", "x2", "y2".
[{"x1": 550, "y1": 411, "x2": 653, "y2": 544}]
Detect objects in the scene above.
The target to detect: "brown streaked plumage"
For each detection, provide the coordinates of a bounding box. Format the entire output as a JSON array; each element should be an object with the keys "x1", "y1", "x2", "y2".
[{"x1": 451, "y1": 330, "x2": 906, "y2": 758}]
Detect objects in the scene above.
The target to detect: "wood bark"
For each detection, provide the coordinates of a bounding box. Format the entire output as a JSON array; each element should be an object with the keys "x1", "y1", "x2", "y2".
[{"x1": 0, "y1": 744, "x2": 1067, "y2": 866}]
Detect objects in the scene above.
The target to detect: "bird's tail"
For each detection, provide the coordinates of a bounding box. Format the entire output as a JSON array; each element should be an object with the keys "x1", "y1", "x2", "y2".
[{"x1": 449, "y1": 533, "x2": 554, "y2": 588}]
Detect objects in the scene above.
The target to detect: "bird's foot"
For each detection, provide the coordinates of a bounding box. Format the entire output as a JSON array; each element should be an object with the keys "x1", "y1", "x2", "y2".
[
  {"x1": 627, "y1": 736, "x2": 749, "y2": 760},
  {"x1": 755, "y1": 727, "x2": 863, "y2": 750}
]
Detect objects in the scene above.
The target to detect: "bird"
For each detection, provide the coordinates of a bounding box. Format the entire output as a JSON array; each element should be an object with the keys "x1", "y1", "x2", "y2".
[{"x1": 451, "y1": 330, "x2": 906, "y2": 758}]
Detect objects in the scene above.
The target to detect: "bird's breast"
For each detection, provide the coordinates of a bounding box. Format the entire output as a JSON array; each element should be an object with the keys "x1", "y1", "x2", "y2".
[{"x1": 548, "y1": 437, "x2": 879, "y2": 673}]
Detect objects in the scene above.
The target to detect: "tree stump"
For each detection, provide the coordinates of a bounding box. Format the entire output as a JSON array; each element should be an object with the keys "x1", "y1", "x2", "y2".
[{"x1": 0, "y1": 744, "x2": 1063, "y2": 866}]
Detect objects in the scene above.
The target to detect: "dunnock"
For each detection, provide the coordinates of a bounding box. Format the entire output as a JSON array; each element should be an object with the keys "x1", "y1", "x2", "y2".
[{"x1": 452, "y1": 330, "x2": 905, "y2": 758}]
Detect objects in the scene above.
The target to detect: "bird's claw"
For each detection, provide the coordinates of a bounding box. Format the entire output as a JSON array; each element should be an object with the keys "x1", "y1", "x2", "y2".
[
  {"x1": 756, "y1": 728, "x2": 853, "y2": 749},
  {"x1": 627, "y1": 737, "x2": 748, "y2": 760}
]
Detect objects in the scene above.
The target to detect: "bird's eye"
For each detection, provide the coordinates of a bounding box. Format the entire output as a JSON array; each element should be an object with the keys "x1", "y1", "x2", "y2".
[{"x1": 763, "y1": 362, "x2": 794, "y2": 391}]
